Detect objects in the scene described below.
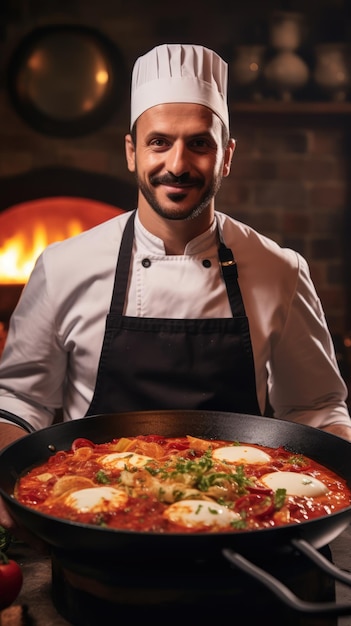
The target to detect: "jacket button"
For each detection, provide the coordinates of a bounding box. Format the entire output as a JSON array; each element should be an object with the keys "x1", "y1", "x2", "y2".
[
  {"x1": 202, "y1": 259, "x2": 212, "y2": 268},
  {"x1": 142, "y1": 258, "x2": 151, "y2": 268}
]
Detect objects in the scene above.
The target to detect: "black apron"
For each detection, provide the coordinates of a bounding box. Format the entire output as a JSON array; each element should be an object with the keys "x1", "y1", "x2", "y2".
[{"x1": 87, "y1": 211, "x2": 261, "y2": 416}]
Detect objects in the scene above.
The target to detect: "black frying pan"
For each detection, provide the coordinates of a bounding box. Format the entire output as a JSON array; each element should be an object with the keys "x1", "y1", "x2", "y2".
[{"x1": 1, "y1": 408, "x2": 351, "y2": 616}]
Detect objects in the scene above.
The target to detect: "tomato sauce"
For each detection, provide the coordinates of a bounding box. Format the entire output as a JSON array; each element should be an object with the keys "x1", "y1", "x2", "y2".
[{"x1": 15, "y1": 435, "x2": 351, "y2": 533}]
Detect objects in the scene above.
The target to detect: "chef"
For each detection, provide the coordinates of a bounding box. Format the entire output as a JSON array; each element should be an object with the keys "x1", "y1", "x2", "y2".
[{"x1": 0, "y1": 42, "x2": 350, "y2": 461}]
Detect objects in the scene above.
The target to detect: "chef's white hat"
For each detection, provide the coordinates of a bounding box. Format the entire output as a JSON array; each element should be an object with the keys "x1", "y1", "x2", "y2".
[{"x1": 130, "y1": 43, "x2": 229, "y2": 132}]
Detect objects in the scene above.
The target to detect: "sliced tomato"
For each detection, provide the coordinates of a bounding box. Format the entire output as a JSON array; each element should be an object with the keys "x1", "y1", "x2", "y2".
[
  {"x1": 247, "y1": 485, "x2": 273, "y2": 496},
  {"x1": 166, "y1": 440, "x2": 190, "y2": 451},
  {"x1": 235, "y1": 493, "x2": 275, "y2": 518},
  {"x1": 47, "y1": 450, "x2": 68, "y2": 465},
  {"x1": 138, "y1": 435, "x2": 189, "y2": 450},
  {"x1": 71, "y1": 438, "x2": 95, "y2": 451}
]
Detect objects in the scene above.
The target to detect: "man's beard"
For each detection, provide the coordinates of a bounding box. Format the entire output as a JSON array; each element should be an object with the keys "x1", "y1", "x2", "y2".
[{"x1": 135, "y1": 170, "x2": 223, "y2": 221}]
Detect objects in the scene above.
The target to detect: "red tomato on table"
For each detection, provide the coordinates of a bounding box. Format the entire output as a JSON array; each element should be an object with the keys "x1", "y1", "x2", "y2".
[{"x1": 0, "y1": 552, "x2": 23, "y2": 610}]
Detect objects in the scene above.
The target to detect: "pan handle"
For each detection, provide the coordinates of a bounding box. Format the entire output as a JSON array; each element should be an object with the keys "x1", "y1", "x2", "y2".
[
  {"x1": 291, "y1": 538, "x2": 351, "y2": 584},
  {"x1": 0, "y1": 409, "x2": 35, "y2": 433},
  {"x1": 222, "y1": 544, "x2": 351, "y2": 617}
]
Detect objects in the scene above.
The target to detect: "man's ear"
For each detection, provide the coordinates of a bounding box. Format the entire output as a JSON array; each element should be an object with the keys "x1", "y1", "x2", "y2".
[
  {"x1": 222, "y1": 138, "x2": 236, "y2": 178},
  {"x1": 125, "y1": 134, "x2": 136, "y2": 172}
]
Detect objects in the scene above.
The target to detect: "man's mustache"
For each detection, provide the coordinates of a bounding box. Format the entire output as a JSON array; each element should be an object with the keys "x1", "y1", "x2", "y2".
[{"x1": 150, "y1": 173, "x2": 203, "y2": 187}]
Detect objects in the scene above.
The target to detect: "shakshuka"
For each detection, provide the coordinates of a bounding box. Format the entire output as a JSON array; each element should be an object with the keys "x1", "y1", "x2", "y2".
[{"x1": 15, "y1": 434, "x2": 351, "y2": 533}]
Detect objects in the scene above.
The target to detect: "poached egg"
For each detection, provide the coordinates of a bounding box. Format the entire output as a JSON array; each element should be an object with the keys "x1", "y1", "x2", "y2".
[
  {"x1": 163, "y1": 499, "x2": 240, "y2": 530},
  {"x1": 261, "y1": 471, "x2": 329, "y2": 497},
  {"x1": 97, "y1": 452, "x2": 154, "y2": 471},
  {"x1": 64, "y1": 486, "x2": 128, "y2": 513},
  {"x1": 212, "y1": 445, "x2": 271, "y2": 464}
]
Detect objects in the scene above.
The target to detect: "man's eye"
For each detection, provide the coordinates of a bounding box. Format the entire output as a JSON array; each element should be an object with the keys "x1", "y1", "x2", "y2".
[
  {"x1": 190, "y1": 139, "x2": 212, "y2": 150},
  {"x1": 150, "y1": 138, "x2": 168, "y2": 147}
]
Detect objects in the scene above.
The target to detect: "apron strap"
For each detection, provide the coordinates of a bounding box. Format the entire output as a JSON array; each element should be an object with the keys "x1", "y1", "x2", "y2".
[
  {"x1": 109, "y1": 210, "x2": 136, "y2": 315},
  {"x1": 218, "y1": 241, "x2": 246, "y2": 318}
]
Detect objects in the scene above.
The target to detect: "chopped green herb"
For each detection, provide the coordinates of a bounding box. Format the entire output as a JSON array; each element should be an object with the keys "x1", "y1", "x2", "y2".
[
  {"x1": 96, "y1": 470, "x2": 111, "y2": 484},
  {"x1": 288, "y1": 455, "x2": 308, "y2": 467},
  {"x1": 208, "y1": 507, "x2": 219, "y2": 515},
  {"x1": 274, "y1": 488, "x2": 286, "y2": 510},
  {"x1": 231, "y1": 518, "x2": 247, "y2": 529}
]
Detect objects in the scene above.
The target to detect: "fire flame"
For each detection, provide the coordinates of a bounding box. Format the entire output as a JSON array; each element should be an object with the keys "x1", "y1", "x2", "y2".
[
  {"x1": 0, "y1": 197, "x2": 124, "y2": 286},
  {"x1": 0, "y1": 220, "x2": 83, "y2": 284}
]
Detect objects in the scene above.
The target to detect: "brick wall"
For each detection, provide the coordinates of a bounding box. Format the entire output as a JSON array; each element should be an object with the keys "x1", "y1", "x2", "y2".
[
  {"x1": 0, "y1": 0, "x2": 350, "y2": 340},
  {"x1": 217, "y1": 118, "x2": 350, "y2": 335}
]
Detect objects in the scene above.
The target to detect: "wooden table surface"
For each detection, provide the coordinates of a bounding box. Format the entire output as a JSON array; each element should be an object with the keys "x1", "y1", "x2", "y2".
[{"x1": 2, "y1": 525, "x2": 351, "y2": 626}]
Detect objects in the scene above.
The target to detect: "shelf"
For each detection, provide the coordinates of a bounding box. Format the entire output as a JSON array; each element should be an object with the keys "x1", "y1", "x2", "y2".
[{"x1": 230, "y1": 101, "x2": 351, "y2": 115}]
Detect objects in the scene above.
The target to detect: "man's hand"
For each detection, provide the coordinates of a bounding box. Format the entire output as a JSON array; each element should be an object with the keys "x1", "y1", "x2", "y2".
[
  {"x1": 0, "y1": 423, "x2": 27, "y2": 450},
  {"x1": 322, "y1": 424, "x2": 351, "y2": 441},
  {"x1": 0, "y1": 423, "x2": 48, "y2": 552},
  {"x1": 0, "y1": 496, "x2": 48, "y2": 553}
]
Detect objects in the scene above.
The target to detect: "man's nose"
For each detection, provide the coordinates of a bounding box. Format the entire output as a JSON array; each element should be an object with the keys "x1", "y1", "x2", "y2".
[{"x1": 165, "y1": 143, "x2": 190, "y2": 177}]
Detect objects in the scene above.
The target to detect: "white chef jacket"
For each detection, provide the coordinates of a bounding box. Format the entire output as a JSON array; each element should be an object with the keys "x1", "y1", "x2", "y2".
[{"x1": 0, "y1": 210, "x2": 349, "y2": 431}]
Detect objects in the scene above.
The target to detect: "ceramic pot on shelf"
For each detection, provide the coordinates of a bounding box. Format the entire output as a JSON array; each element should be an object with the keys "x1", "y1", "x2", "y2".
[
  {"x1": 264, "y1": 51, "x2": 310, "y2": 101},
  {"x1": 314, "y1": 43, "x2": 351, "y2": 101},
  {"x1": 231, "y1": 45, "x2": 266, "y2": 101},
  {"x1": 263, "y1": 11, "x2": 310, "y2": 101}
]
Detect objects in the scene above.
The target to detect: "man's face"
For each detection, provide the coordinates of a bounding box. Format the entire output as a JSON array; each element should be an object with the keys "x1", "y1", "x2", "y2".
[{"x1": 125, "y1": 103, "x2": 234, "y2": 222}]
